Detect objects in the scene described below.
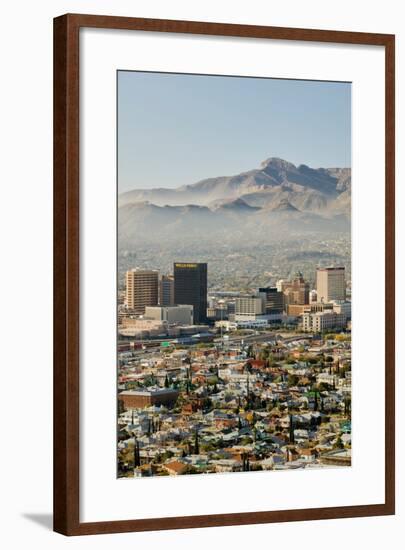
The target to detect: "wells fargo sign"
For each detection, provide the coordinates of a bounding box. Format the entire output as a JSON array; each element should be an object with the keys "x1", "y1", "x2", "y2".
[{"x1": 174, "y1": 263, "x2": 198, "y2": 268}]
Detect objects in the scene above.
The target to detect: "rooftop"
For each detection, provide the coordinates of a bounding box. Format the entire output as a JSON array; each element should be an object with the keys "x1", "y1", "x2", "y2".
[{"x1": 119, "y1": 388, "x2": 179, "y2": 397}]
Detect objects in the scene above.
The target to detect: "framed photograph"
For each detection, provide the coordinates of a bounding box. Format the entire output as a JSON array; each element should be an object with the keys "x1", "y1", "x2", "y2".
[{"x1": 53, "y1": 14, "x2": 395, "y2": 535}]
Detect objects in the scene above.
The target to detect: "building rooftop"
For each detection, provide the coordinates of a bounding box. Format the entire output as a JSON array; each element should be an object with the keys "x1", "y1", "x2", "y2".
[
  {"x1": 316, "y1": 266, "x2": 345, "y2": 271},
  {"x1": 119, "y1": 388, "x2": 179, "y2": 397}
]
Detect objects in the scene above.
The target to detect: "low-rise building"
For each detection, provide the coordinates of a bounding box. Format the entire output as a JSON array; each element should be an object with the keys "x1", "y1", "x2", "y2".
[
  {"x1": 145, "y1": 304, "x2": 194, "y2": 325},
  {"x1": 163, "y1": 460, "x2": 189, "y2": 475},
  {"x1": 288, "y1": 302, "x2": 333, "y2": 316},
  {"x1": 118, "y1": 388, "x2": 179, "y2": 409},
  {"x1": 118, "y1": 318, "x2": 167, "y2": 337},
  {"x1": 332, "y1": 300, "x2": 352, "y2": 320},
  {"x1": 302, "y1": 311, "x2": 347, "y2": 332},
  {"x1": 316, "y1": 372, "x2": 339, "y2": 386}
]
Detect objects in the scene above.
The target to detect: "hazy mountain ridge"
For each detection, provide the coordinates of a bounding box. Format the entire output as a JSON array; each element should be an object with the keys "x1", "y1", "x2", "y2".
[
  {"x1": 119, "y1": 157, "x2": 351, "y2": 213},
  {"x1": 118, "y1": 157, "x2": 351, "y2": 247}
]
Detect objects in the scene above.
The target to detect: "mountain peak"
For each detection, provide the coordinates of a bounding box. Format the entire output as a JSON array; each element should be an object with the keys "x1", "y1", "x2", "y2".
[
  {"x1": 260, "y1": 157, "x2": 297, "y2": 172},
  {"x1": 119, "y1": 157, "x2": 351, "y2": 216}
]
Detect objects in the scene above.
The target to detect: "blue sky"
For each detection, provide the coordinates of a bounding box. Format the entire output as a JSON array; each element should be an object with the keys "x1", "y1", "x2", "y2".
[{"x1": 118, "y1": 71, "x2": 351, "y2": 193}]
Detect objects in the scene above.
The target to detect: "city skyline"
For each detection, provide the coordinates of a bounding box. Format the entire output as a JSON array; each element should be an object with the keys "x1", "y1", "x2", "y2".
[{"x1": 120, "y1": 260, "x2": 350, "y2": 337}]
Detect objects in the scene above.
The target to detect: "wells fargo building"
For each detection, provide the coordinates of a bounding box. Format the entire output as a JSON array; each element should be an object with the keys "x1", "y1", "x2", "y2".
[{"x1": 173, "y1": 262, "x2": 207, "y2": 324}]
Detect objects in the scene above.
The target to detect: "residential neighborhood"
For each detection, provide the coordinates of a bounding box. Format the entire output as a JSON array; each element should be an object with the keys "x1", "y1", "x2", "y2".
[{"x1": 117, "y1": 265, "x2": 351, "y2": 478}]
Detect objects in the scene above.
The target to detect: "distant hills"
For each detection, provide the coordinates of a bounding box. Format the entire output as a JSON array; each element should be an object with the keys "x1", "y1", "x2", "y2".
[{"x1": 118, "y1": 157, "x2": 351, "y2": 247}]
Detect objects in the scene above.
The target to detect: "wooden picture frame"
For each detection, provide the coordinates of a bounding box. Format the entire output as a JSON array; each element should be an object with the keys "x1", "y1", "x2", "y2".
[{"x1": 54, "y1": 13, "x2": 395, "y2": 536}]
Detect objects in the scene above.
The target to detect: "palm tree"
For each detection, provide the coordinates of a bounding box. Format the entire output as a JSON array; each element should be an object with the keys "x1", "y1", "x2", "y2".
[
  {"x1": 344, "y1": 396, "x2": 351, "y2": 417},
  {"x1": 289, "y1": 414, "x2": 295, "y2": 444},
  {"x1": 194, "y1": 430, "x2": 199, "y2": 455},
  {"x1": 133, "y1": 436, "x2": 140, "y2": 468}
]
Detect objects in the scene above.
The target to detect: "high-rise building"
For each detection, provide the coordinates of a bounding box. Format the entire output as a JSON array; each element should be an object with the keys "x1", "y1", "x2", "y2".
[
  {"x1": 258, "y1": 287, "x2": 284, "y2": 314},
  {"x1": 279, "y1": 272, "x2": 310, "y2": 305},
  {"x1": 125, "y1": 269, "x2": 159, "y2": 315},
  {"x1": 276, "y1": 279, "x2": 285, "y2": 292},
  {"x1": 173, "y1": 262, "x2": 207, "y2": 324},
  {"x1": 235, "y1": 296, "x2": 264, "y2": 316},
  {"x1": 316, "y1": 267, "x2": 346, "y2": 302},
  {"x1": 159, "y1": 274, "x2": 174, "y2": 307}
]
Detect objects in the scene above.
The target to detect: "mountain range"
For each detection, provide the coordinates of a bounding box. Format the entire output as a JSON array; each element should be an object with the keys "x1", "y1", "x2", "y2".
[{"x1": 118, "y1": 157, "x2": 351, "y2": 247}]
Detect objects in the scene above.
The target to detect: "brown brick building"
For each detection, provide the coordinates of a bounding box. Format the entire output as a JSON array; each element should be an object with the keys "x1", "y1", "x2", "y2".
[
  {"x1": 279, "y1": 272, "x2": 310, "y2": 306},
  {"x1": 118, "y1": 389, "x2": 179, "y2": 409}
]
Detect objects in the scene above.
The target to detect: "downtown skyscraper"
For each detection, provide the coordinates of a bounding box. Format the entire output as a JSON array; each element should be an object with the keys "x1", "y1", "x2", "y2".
[
  {"x1": 316, "y1": 266, "x2": 346, "y2": 302},
  {"x1": 125, "y1": 269, "x2": 159, "y2": 315},
  {"x1": 173, "y1": 262, "x2": 207, "y2": 324}
]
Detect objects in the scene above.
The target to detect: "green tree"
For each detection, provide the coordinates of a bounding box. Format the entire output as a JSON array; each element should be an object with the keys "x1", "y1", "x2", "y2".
[
  {"x1": 287, "y1": 374, "x2": 299, "y2": 387},
  {"x1": 334, "y1": 435, "x2": 344, "y2": 449}
]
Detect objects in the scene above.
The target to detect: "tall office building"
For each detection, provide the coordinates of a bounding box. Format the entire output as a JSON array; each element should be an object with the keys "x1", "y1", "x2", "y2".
[
  {"x1": 125, "y1": 269, "x2": 159, "y2": 315},
  {"x1": 159, "y1": 274, "x2": 175, "y2": 307},
  {"x1": 316, "y1": 267, "x2": 346, "y2": 302},
  {"x1": 259, "y1": 287, "x2": 284, "y2": 314},
  {"x1": 280, "y1": 272, "x2": 310, "y2": 306},
  {"x1": 235, "y1": 296, "x2": 264, "y2": 317},
  {"x1": 173, "y1": 262, "x2": 207, "y2": 324}
]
